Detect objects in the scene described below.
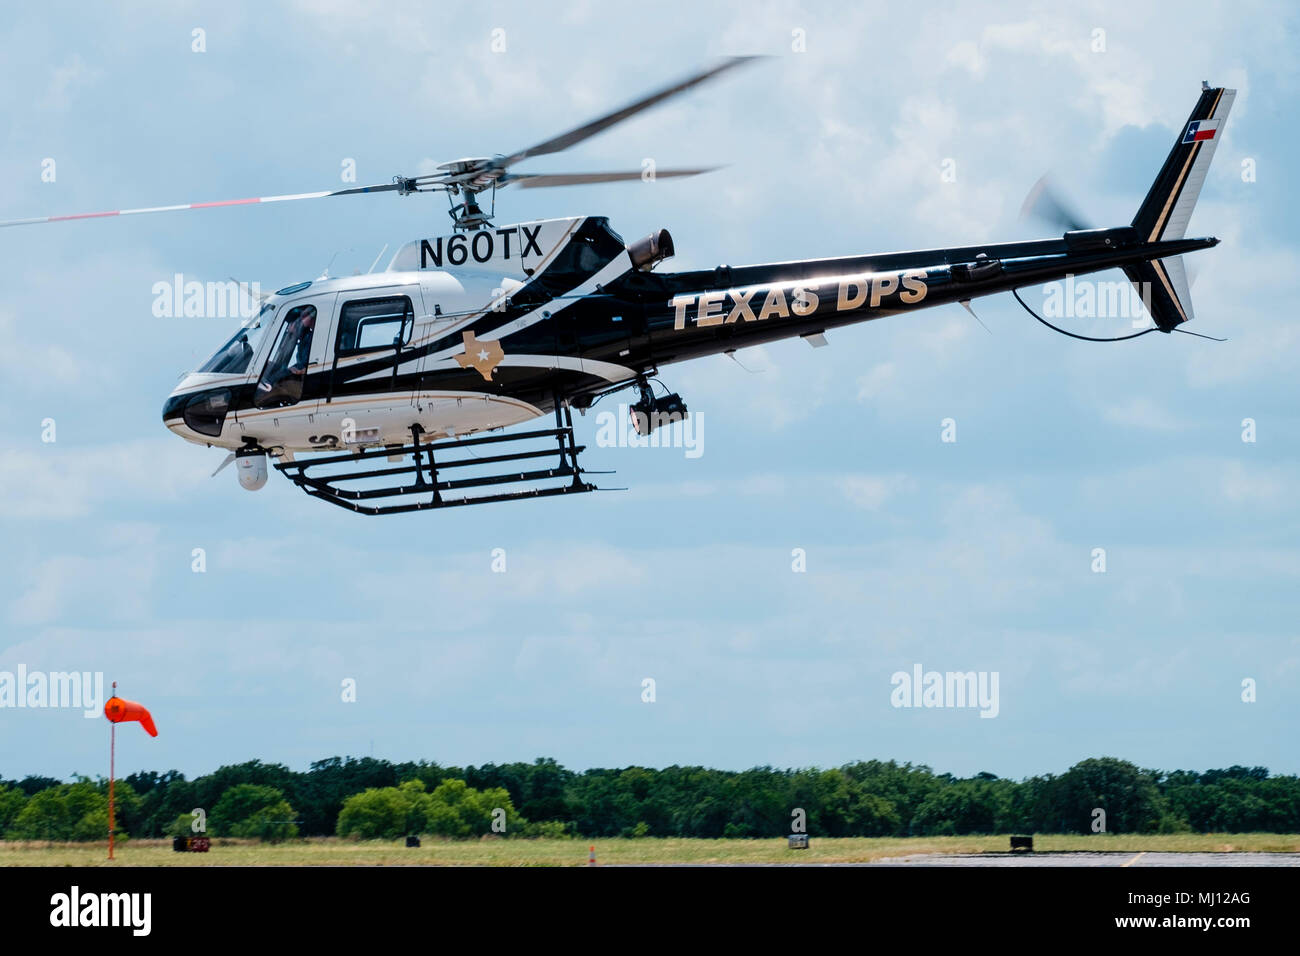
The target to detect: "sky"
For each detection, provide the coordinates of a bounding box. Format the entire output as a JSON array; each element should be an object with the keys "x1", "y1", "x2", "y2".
[{"x1": 1, "y1": 0, "x2": 1297, "y2": 784}]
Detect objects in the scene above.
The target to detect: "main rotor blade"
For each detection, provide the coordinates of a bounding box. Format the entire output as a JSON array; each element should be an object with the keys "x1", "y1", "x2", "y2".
[
  {"x1": 497, "y1": 57, "x2": 761, "y2": 168},
  {"x1": 1019, "y1": 174, "x2": 1092, "y2": 232},
  {"x1": 0, "y1": 181, "x2": 404, "y2": 229},
  {"x1": 504, "y1": 167, "x2": 722, "y2": 189}
]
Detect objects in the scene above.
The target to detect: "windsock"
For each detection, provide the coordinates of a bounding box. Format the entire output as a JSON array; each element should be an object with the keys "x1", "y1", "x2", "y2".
[{"x1": 104, "y1": 696, "x2": 158, "y2": 737}]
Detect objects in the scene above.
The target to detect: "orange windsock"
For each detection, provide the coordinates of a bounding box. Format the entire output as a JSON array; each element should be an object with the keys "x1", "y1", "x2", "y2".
[{"x1": 104, "y1": 696, "x2": 158, "y2": 737}]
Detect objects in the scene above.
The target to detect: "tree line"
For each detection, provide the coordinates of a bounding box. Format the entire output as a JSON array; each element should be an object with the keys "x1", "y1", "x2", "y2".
[{"x1": 0, "y1": 756, "x2": 1295, "y2": 842}]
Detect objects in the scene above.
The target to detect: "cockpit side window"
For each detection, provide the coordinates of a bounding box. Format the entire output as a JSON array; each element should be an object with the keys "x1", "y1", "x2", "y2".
[
  {"x1": 254, "y1": 304, "x2": 317, "y2": 408},
  {"x1": 335, "y1": 296, "x2": 414, "y2": 356}
]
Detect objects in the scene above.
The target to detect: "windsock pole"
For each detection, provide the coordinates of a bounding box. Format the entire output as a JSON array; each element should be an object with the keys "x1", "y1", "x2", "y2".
[{"x1": 108, "y1": 681, "x2": 116, "y2": 861}]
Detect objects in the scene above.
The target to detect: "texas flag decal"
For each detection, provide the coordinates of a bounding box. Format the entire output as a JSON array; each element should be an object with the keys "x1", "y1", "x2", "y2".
[{"x1": 1182, "y1": 119, "x2": 1221, "y2": 144}]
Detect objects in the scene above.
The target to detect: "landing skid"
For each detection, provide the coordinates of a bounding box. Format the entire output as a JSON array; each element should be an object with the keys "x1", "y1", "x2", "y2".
[{"x1": 274, "y1": 403, "x2": 609, "y2": 516}]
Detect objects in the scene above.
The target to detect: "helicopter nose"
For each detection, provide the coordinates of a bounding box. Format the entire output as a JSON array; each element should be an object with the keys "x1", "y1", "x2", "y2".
[
  {"x1": 162, "y1": 383, "x2": 235, "y2": 441},
  {"x1": 162, "y1": 390, "x2": 187, "y2": 429}
]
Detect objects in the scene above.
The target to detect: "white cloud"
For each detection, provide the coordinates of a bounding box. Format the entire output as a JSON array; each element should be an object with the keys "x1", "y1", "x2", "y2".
[
  {"x1": 0, "y1": 439, "x2": 207, "y2": 519},
  {"x1": 1102, "y1": 395, "x2": 1182, "y2": 430},
  {"x1": 837, "y1": 473, "x2": 912, "y2": 511},
  {"x1": 855, "y1": 362, "x2": 897, "y2": 402},
  {"x1": 0, "y1": 309, "x2": 106, "y2": 389},
  {"x1": 1220, "y1": 460, "x2": 1291, "y2": 505},
  {"x1": 6, "y1": 523, "x2": 160, "y2": 627},
  {"x1": 2, "y1": 1, "x2": 1299, "y2": 778},
  {"x1": 40, "y1": 54, "x2": 96, "y2": 111}
]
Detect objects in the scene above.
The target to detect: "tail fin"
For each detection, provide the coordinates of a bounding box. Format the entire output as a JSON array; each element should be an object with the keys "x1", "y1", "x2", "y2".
[
  {"x1": 1133, "y1": 85, "x2": 1236, "y2": 244},
  {"x1": 1127, "y1": 84, "x2": 1235, "y2": 330}
]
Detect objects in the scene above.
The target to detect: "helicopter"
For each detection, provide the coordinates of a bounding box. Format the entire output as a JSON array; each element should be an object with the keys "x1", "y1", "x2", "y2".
[{"x1": 3, "y1": 60, "x2": 1234, "y2": 515}]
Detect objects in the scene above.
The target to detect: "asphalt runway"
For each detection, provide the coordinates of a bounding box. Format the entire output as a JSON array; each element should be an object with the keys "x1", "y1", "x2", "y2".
[
  {"x1": 868, "y1": 851, "x2": 1300, "y2": 867},
  {"x1": 623, "y1": 851, "x2": 1300, "y2": 866}
]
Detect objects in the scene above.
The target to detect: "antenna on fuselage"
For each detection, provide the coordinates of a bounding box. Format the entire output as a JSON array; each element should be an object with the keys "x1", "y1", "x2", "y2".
[
  {"x1": 723, "y1": 348, "x2": 765, "y2": 373},
  {"x1": 319, "y1": 248, "x2": 356, "y2": 279},
  {"x1": 958, "y1": 298, "x2": 993, "y2": 334}
]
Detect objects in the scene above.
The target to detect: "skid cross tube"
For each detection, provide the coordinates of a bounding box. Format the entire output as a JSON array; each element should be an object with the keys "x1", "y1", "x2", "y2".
[{"x1": 273, "y1": 423, "x2": 607, "y2": 516}]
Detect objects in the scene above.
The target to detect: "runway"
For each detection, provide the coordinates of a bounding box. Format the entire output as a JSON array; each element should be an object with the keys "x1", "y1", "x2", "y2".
[
  {"x1": 868, "y1": 851, "x2": 1300, "y2": 867},
  {"x1": 619, "y1": 851, "x2": 1300, "y2": 866}
]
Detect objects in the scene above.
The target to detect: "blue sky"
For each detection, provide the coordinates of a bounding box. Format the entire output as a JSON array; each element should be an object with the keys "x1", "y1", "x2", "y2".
[{"x1": 1, "y1": 1, "x2": 1297, "y2": 784}]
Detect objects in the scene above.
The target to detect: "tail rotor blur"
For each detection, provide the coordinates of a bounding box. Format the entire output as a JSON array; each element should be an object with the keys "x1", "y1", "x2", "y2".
[{"x1": 1019, "y1": 173, "x2": 1092, "y2": 232}]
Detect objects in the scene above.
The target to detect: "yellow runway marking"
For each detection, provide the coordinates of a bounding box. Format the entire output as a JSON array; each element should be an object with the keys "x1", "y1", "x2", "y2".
[{"x1": 1121, "y1": 852, "x2": 1146, "y2": 868}]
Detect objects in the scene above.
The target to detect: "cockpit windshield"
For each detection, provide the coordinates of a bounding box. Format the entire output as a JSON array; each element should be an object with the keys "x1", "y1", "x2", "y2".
[{"x1": 198, "y1": 302, "x2": 276, "y2": 374}]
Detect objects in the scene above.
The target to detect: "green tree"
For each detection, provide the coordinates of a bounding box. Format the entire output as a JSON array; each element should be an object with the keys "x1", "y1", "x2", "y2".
[
  {"x1": 910, "y1": 779, "x2": 1011, "y2": 835},
  {"x1": 8, "y1": 780, "x2": 137, "y2": 841},
  {"x1": 15, "y1": 776, "x2": 61, "y2": 796},
  {"x1": 8, "y1": 789, "x2": 68, "y2": 840},
  {"x1": 230, "y1": 800, "x2": 298, "y2": 842},
  {"x1": 840, "y1": 760, "x2": 941, "y2": 836},
  {"x1": 1043, "y1": 758, "x2": 1163, "y2": 834},
  {"x1": 296, "y1": 756, "x2": 411, "y2": 836},
  {"x1": 211, "y1": 784, "x2": 298, "y2": 841},
  {"x1": 0, "y1": 785, "x2": 26, "y2": 835},
  {"x1": 336, "y1": 780, "x2": 432, "y2": 839},
  {"x1": 426, "y1": 779, "x2": 521, "y2": 837},
  {"x1": 72, "y1": 807, "x2": 113, "y2": 842},
  {"x1": 10, "y1": 755, "x2": 1299, "y2": 842},
  {"x1": 462, "y1": 758, "x2": 573, "y2": 823},
  {"x1": 167, "y1": 813, "x2": 201, "y2": 838}
]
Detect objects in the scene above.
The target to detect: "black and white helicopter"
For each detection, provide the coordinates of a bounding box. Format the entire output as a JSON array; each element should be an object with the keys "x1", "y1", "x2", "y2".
[{"x1": 4, "y1": 60, "x2": 1234, "y2": 515}]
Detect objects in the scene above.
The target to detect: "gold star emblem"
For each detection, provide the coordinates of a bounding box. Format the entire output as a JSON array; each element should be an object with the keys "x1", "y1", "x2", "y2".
[{"x1": 454, "y1": 331, "x2": 505, "y2": 381}]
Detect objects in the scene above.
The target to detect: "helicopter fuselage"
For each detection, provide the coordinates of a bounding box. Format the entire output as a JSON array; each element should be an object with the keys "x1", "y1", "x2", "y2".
[{"x1": 162, "y1": 214, "x2": 1217, "y2": 460}]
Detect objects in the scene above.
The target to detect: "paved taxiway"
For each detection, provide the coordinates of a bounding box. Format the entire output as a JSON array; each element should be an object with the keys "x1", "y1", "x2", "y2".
[{"x1": 868, "y1": 852, "x2": 1300, "y2": 866}]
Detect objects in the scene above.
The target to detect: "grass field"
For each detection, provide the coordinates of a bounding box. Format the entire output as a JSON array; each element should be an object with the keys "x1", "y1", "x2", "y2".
[{"x1": 3, "y1": 833, "x2": 1299, "y2": 866}]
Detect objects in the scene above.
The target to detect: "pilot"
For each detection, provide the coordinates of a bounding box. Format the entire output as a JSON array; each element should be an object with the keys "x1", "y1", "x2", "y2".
[
  {"x1": 285, "y1": 307, "x2": 316, "y2": 377},
  {"x1": 257, "y1": 306, "x2": 316, "y2": 403}
]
